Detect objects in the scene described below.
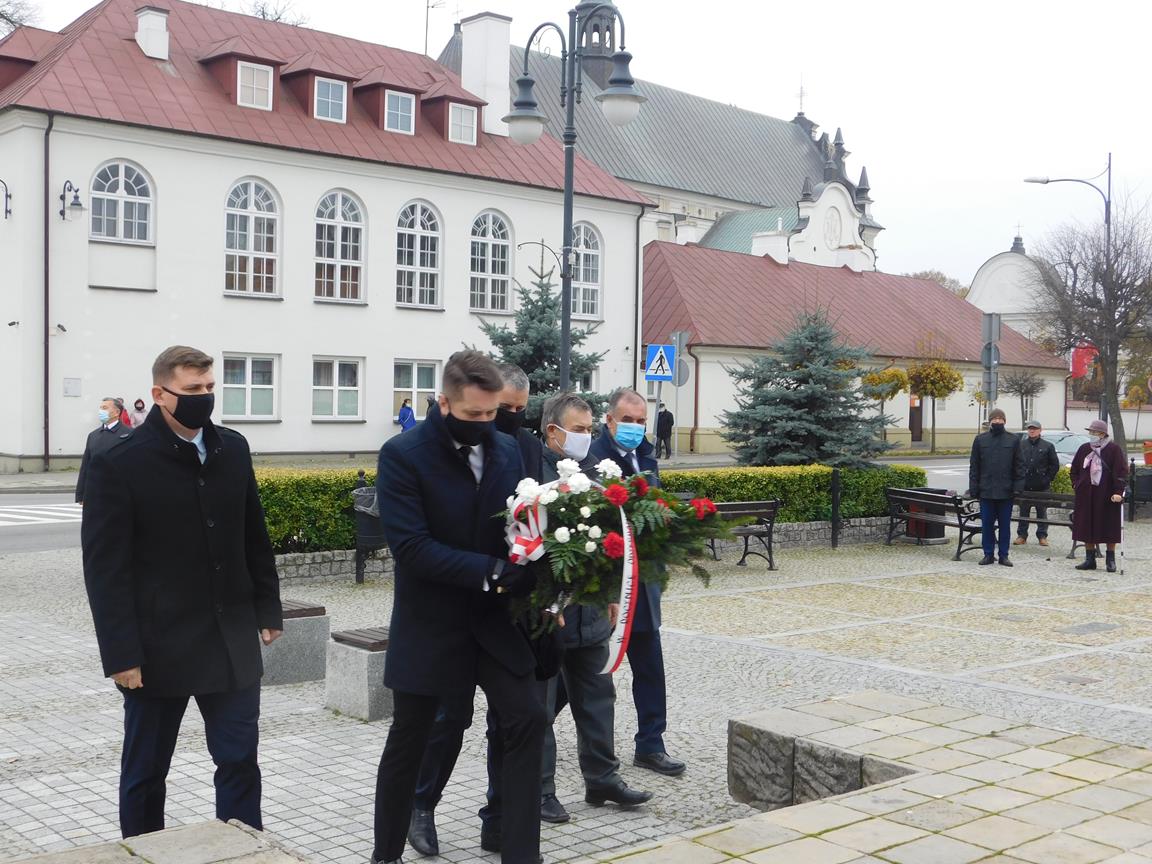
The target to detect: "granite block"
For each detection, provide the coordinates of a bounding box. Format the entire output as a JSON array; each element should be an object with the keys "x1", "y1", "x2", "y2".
[
  {"x1": 260, "y1": 614, "x2": 329, "y2": 686},
  {"x1": 794, "y1": 738, "x2": 862, "y2": 804},
  {"x1": 728, "y1": 719, "x2": 795, "y2": 810},
  {"x1": 324, "y1": 639, "x2": 391, "y2": 722}
]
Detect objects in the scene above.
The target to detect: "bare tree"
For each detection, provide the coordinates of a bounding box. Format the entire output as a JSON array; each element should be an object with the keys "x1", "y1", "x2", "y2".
[
  {"x1": 905, "y1": 269, "x2": 969, "y2": 298},
  {"x1": 1032, "y1": 199, "x2": 1152, "y2": 448},
  {"x1": 999, "y1": 368, "x2": 1047, "y2": 427},
  {"x1": 0, "y1": 0, "x2": 38, "y2": 35},
  {"x1": 243, "y1": 0, "x2": 307, "y2": 25}
]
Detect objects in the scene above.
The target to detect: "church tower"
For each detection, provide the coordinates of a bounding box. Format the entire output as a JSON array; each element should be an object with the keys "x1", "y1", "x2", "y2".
[{"x1": 576, "y1": 1, "x2": 617, "y2": 89}]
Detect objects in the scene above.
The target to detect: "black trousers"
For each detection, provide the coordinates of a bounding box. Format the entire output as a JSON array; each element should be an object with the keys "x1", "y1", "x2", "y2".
[
  {"x1": 119, "y1": 683, "x2": 262, "y2": 839},
  {"x1": 373, "y1": 652, "x2": 547, "y2": 864},
  {"x1": 656, "y1": 435, "x2": 672, "y2": 459},
  {"x1": 412, "y1": 691, "x2": 474, "y2": 811},
  {"x1": 1017, "y1": 503, "x2": 1050, "y2": 538}
]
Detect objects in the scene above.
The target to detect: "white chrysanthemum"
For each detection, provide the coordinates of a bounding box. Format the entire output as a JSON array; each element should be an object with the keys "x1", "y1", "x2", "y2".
[
  {"x1": 554, "y1": 527, "x2": 572, "y2": 543},
  {"x1": 567, "y1": 473, "x2": 592, "y2": 494},
  {"x1": 515, "y1": 478, "x2": 541, "y2": 498},
  {"x1": 539, "y1": 489, "x2": 559, "y2": 505},
  {"x1": 585, "y1": 541, "x2": 597, "y2": 553},
  {"x1": 556, "y1": 458, "x2": 581, "y2": 479},
  {"x1": 579, "y1": 506, "x2": 592, "y2": 518},
  {"x1": 588, "y1": 526, "x2": 603, "y2": 539},
  {"x1": 595, "y1": 459, "x2": 623, "y2": 479},
  {"x1": 506, "y1": 495, "x2": 516, "y2": 510},
  {"x1": 576, "y1": 523, "x2": 588, "y2": 533}
]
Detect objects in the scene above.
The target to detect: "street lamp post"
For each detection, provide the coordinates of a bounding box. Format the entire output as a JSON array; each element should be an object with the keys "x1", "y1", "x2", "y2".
[
  {"x1": 1025, "y1": 153, "x2": 1113, "y2": 421},
  {"x1": 502, "y1": 3, "x2": 645, "y2": 392}
]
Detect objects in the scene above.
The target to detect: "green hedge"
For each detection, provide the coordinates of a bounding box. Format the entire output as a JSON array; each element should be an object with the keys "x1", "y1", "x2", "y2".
[
  {"x1": 255, "y1": 463, "x2": 929, "y2": 553},
  {"x1": 657, "y1": 464, "x2": 927, "y2": 523},
  {"x1": 1053, "y1": 465, "x2": 1072, "y2": 494}
]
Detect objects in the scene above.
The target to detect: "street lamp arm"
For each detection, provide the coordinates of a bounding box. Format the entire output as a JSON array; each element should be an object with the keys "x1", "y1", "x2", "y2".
[
  {"x1": 1039, "y1": 177, "x2": 1109, "y2": 213},
  {"x1": 575, "y1": 3, "x2": 629, "y2": 48},
  {"x1": 519, "y1": 21, "x2": 567, "y2": 75},
  {"x1": 517, "y1": 240, "x2": 564, "y2": 272}
]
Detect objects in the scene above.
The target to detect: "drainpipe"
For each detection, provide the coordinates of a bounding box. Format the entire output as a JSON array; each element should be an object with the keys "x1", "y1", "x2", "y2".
[
  {"x1": 688, "y1": 344, "x2": 701, "y2": 452},
  {"x1": 1063, "y1": 374, "x2": 1072, "y2": 430},
  {"x1": 631, "y1": 205, "x2": 648, "y2": 391},
  {"x1": 42, "y1": 113, "x2": 54, "y2": 472}
]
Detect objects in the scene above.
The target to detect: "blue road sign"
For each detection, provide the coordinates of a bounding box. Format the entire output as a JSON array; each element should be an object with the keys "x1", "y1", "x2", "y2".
[{"x1": 644, "y1": 343, "x2": 676, "y2": 381}]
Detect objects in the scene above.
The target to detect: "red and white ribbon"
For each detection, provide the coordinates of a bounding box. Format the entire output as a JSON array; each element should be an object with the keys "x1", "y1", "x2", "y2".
[
  {"x1": 600, "y1": 514, "x2": 638, "y2": 675},
  {"x1": 506, "y1": 497, "x2": 548, "y2": 565}
]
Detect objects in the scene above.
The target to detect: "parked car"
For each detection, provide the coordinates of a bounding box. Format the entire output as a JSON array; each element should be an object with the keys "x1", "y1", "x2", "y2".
[{"x1": 1014, "y1": 430, "x2": 1091, "y2": 468}]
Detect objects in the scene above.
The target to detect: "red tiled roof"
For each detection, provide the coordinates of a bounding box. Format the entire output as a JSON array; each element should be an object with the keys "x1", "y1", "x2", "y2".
[
  {"x1": 643, "y1": 242, "x2": 1064, "y2": 369},
  {"x1": 0, "y1": 26, "x2": 63, "y2": 62},
  {"x1": 0, "y1": 0, "x2": 647, "y2": 206},
  {"x1": 279, "y1": 50, "x2": 360, "y2": 80}
]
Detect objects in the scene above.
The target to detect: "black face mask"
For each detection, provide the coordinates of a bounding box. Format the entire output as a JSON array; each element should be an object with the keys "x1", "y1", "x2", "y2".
[
  {"x1": 161, "y1": 387, "x2": 214, "y2": 430},
  {"x1": 990, "y1": 423, "x2": 1005, "y2": 436},
  {"x1": 495, "y1": 407, "x2": 526, "y2": 436},
  {"x1": 134, "y1": 404, "x2": 145, "y2": 412},
  {"x1": 444, "y1": 406, "x2": 493, "y2": 446}
]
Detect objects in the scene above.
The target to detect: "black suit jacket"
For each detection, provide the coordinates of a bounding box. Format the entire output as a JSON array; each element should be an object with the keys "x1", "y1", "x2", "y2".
[
  {"x1": 376, "y1": 406, "x2": 534, "y2": 696},
  {"x1": 76, "y1": 423, "x2": 133, "y2": 503},
  {"x1": 80, "y1": 406, "x2": 282, "y2": 697},
  {"x1": 587, "y1": 431, "x2": 662, "y2": 631}
]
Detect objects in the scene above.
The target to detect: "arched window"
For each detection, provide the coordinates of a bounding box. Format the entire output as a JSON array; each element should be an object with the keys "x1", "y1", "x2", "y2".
[
  {"x1": 572, "y1": 223, "x2": 601, "y2": 317},
  {"x1": 315, "y1": 191, "x2": 363, "y2": 300},
  {"x1": 90, "y1": 160, "x2": 152, "y2": 242},
  {"x1": 469, "y1": 212, "x2": 510, "y2": 311},
  {"x1": 396, "y1": 202, "x2": 440, "y2": 307},
  {"x1": 225, "y1": 179, "x2": 278, "y2": 295}
]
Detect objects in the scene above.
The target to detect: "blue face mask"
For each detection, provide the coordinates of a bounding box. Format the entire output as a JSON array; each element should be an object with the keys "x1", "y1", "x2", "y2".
[
  {"x1": 613, "y1": 421, "x2": 646, "y2": 451},
  {"x1": 98, "y1": 409, "x2": 111, "y2": 424}
]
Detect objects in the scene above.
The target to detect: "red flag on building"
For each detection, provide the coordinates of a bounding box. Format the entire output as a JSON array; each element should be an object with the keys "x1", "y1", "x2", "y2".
[{"x1": 1070, "y1": 342, "x2": 1098, "y2": 379}]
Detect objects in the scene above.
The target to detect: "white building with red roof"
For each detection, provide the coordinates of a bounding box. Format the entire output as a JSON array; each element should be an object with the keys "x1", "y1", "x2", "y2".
[{"x1": 0, "y1": 0, "x2": 648, "y2": 471}]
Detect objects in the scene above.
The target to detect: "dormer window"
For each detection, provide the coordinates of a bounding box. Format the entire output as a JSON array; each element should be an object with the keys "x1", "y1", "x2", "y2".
[
  {"x1": 315, "y1": 77, "x2": 347, "y2": 123},
  {"x1": 238, "y1": 61, "x2": 273, "y2": 110},
  {"x1": 449, "y1": 103, "x2": 477, "y2": 145},
  {"x1": 386, "y1": 90, "x2": 415, "y2": 134}
]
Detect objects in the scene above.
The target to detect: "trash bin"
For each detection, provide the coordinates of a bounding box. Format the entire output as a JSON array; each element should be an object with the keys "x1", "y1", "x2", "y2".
[
  {"x1": 1133, "y1": 468, "x2": 1152, "y2": 504},
  {"x1": 906, "y1": 487, "x2": 948, "y2": 542},
  {"x1": 352, "y1": 471, "x2": 386, "y2": 583}
]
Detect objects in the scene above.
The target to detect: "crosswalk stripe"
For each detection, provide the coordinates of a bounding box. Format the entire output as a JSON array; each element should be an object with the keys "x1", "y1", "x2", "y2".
[{"x1": 0, "y1": 504, "x2": 84, "y2": 527}]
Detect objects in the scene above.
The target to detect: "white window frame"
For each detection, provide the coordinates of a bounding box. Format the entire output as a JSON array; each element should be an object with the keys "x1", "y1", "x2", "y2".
[
  {"x1": 395, "y1": 201, "x2": 442, "y2": 308},
  {"x1": 237, "y1": 61, "x2": 273, "y2": 111},
  {"x1": 89, "y1": 160, "x2": 153, "y2": 245},
  {"x1": 385, "y1": 89, "x2": 415, "y2": 134},
  {"x1": 314, "y1": 76, "x2": 347, "y2": 123},
  {"x1": 448, "y1": 103, "x2": 477, "y2": 145},
  {"x1": 221, "y1": 354, "x2": 279, "y2": 421},
  {"x1": 393, "y1": 360, "x2": 440, "y2": 421},
  {"x1": 314, "y1": 190, "x2": 364, "y2": 302},
  {"x1": 571, "y1": 222, "x2": 602, "y2": 319},
  {"x1": 225, "y1": 179, "x2": 280, "y2": 296},
  {"x1": 1023, "y1": 395, "x2": 1036, "y2": 420},
  {"x1": 469, "y1": 211, "x2": 512, "y2": 313},
  {"x1": 312, "y1": 357, "x2": 363, "y2": 420}
]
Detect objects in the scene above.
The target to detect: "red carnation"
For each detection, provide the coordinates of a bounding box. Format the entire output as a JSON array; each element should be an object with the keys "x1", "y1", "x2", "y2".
[
  {"x1": 603, "y1": 484, "x2": 630, "y2": 506},
  {"x1": 690, "y1": 497, "x2": 718, "y2": 520},
  {"x1": 602, "y1": 531, "x2": 626, "y2": 558},
  {"x1": 654, "y1": 495, "x2": 670, "y2": 509},
  {"x1": 630, "y1": 476, "x2": 650, "y2": 497}
]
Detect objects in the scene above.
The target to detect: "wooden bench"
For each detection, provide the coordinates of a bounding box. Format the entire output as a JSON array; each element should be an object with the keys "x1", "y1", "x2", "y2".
[
  {"x1": 325, "y1": 626, "x2": 392, "y2": 721},
  {"x1": 1013, "y1": 490, "x2": 1078, "y2": 558},
  {"x1": 714, "y1": 500, "x2": 782, "y2": 569},
  {"x1": 260, "y1": 598, "x2": 329, "y2": 686},
  {"x1": 884, "y1": 488, "x2": 982, "y2": 561}
]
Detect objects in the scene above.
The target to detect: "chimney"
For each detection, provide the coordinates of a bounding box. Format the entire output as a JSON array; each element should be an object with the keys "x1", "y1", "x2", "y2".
[
  {"x1": 460, "y1": 12, "x2": 512, "y2": 137},
  {"x1": 135, "y1": 6, "x2": 170, "y2": 61},
  {"x1": 751, "y1": 230, "x2": 789, "y2": 265}
]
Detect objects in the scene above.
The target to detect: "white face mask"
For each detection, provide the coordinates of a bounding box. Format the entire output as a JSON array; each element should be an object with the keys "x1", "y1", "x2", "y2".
[{"x1": 553, "y1": 425, "x2": 592, "y2": 461}]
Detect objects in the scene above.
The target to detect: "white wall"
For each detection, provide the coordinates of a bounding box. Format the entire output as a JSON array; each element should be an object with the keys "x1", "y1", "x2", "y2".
[
  {"x1": 4, "y1": 112, "x2": 641, "y2": 464},
  {"x1": 967, "y1": 251, "x2": 1046, "y2": 340},
  {"x1": 791, "y1": 182, "x2": 875, "y2": 272}
]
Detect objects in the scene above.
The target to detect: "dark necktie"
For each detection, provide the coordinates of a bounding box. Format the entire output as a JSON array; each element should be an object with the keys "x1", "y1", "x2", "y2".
[{"x1": 458, "y1": 445, "x2": 471, "y2": 463}]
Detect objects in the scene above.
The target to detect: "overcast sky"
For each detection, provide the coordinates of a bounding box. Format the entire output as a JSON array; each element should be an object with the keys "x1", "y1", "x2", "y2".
[{"x1": 40, "y1": 0, "x2": 1151, "y2": 284}]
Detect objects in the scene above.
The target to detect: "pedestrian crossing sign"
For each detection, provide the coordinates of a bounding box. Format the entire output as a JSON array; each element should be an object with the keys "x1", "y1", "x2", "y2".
[{"x1": 644, "y1": 344, "x2": 675, "y2": 382}]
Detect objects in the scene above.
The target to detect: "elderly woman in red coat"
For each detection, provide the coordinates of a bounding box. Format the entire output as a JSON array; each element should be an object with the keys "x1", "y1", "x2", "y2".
[{"x1": 1071, "y1": 419, "x2": 1128, "y2": 572}]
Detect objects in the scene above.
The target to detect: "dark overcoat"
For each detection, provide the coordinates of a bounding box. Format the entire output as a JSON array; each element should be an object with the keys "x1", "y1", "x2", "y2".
[
  {"x1": 1019, "y1": 435, "x2": 1061, "y2": 492},
  {"x1": 76, "y1": 423, "x2": 133, "y2": 503},
  {"x1": 587, "y1": 432, "x2": 662, "y2": 632},
  {"x1": 969, "y1": 429, "x2": 1023, "y2": 500},
  {"x1": 1070, "y1": 440, "x2": 1128, "y2": 544},
  {"x1": 376, "y1": 406, "x2": 534, "y2": 696},
  {"x1": 81, "y1": 406, "x2": 283, "y2": 697}
]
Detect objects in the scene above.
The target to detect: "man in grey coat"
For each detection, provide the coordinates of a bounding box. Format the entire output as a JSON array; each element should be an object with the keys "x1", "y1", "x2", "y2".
[
  {"x1": 968, "y1": 407, "x2": 1024, "y2": 566},
  {"x1": 1014, "y1": 419, "x2": 1061, "y2": 547},
  {"x1": 538, "y1": 393, "x2": 651, "y2": 816}
]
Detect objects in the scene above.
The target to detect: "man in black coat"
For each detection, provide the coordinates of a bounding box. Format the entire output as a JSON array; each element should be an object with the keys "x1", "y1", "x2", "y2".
[
  {"x1": 76, "y1": 396, "x2": 132, "y2": 503},
  {"x1": 655, "y1": 403, "x2": 674, "y2": 460},
  {"x1": 968, "y1": 407, "x2": 1024, "y2": 566},
  {"x1": 81, "y1": 346, "x2": 283, "y2": 839},
  {"x1": 372, "y1": 351, "x2": 547, "y2": 864},
  {"x1": 1014, "y1": 419, "x2": 1061, "y2": 547},
  {"x1": 408, "y1": 363, "x2": 544, "y2": 858},
  {"x1": 588, "y1": 388, "x2": 686, "y2": 778}
]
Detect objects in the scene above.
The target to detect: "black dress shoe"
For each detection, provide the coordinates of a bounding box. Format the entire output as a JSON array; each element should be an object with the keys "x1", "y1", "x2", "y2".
[
  {"x1": 480, "y1": 827, "x2": 501, "y2": 853},
  {"x1": 370, "y1": 857, "x2": 402, "y2": 864},
  {"x1": 633, "y1": 752, "x2": 686, "y2": 776},
  {"x1": 407, "y1": 808, "x2": 438, "y2": 857},
  {"x1": 540, "y1": 793, "x2": 570, "y2": 823},
  {"x1": 585, "y1": 778, "x2": 654, "y2": 806},
  {"x1": 978, "y1": 555, "x2": 995, "y2": 565},
  {"x1": 998, "y1": 558, "x2": 1013, "y2": 567}
]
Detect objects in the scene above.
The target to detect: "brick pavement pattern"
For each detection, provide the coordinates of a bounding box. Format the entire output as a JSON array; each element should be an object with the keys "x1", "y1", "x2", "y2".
[{"x1": 0, "y1": 524, "x2": 1149, "y2": 863}]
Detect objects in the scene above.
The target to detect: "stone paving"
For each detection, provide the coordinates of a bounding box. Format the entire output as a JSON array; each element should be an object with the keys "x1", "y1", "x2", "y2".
[{"x1": 0, "y1": 523, "x2": 1150, "y2": 863}]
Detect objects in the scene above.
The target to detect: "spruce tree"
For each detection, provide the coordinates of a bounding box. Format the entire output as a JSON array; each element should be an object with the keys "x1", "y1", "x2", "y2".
[{"x1": 720, "y1": 310, "x2": 891, "y2": 467}]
